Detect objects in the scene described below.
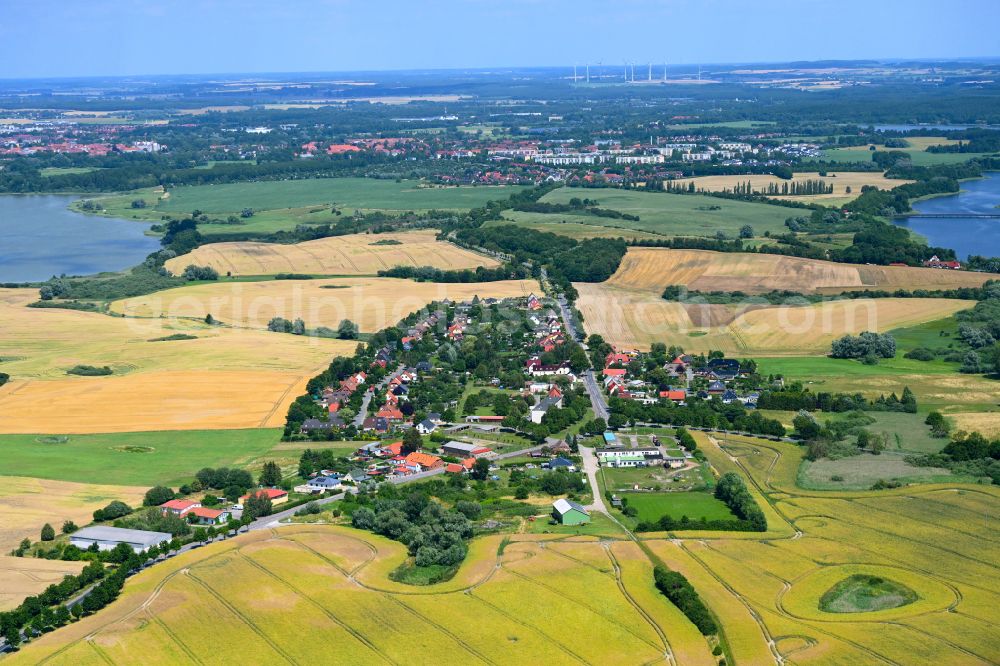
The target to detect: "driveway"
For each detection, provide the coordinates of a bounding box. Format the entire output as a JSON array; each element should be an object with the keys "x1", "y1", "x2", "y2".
[{"x1": 578, "y1": 445, "x2": 608, "y2": 514}]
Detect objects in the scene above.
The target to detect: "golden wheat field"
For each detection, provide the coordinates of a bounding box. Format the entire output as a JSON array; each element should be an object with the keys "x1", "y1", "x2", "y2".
[
  {"x1": 109, "y1": 277, "x2": 538, "y2": 332},
  {"x1": 670, "y1": 171, "x2": 911, "y2": 205},
  {"x1": 606, "y1": 247, "x2": 994, "y2": 295},
  {"x1": 0, "y1": 370, "x2": 321, "y2": 434},
  {"x1": 642, "y1": 432, "x2": 1000, "y2": 666},
  {"x1": 0, "y1": 476, "x2": 146, "y2": 554},
  {"x1": 11, "y1": 433, "x2": 1000, "y2": 666},
  {"x1": 163, "y1": 230, "x2": 498, "y2": 276},
  {"x1": 0, "y1": 558, "x2": 85, "y2": 612},
  {"x1": 0, "y1": 287, "x2": 356, "y2": 433},
  {"x1": 948, "y1": 412, "x2": 1000, "y2": 438},
  {"x1": 574, "y1": 280, "x2": 971, "y2": 353},
  {"x1": 8, "y1": 526, "x2": 702, "y2": 666}
]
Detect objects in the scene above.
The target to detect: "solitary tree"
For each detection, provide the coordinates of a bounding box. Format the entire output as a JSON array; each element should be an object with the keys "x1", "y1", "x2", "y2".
[
  {"x1": 61, "y1": 520, "x2": 78, "y2": 534},
  {"x1": 143, "y1": 485, "x2": 175, "y2": 507},
  {"x1": 40, "y1": 523, "x2": 55, "y2": 541},
  {"x1": 739, "y1": 224, "x2": 755, "y2": 239},
  {"x1": 470, "y1": 457, "x2": 492, "y2": 481},
  {"x1": 401, "y1": 428, "x2": 423, "y2": 455},
  {"x1": 259, "y1": 461, "x2": 282, "y2": 487},
  {"x1": 337, "y1": 319, "x2": 360, "y2": 340}
]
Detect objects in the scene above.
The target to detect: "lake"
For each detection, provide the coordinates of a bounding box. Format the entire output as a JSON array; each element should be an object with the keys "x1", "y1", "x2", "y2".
[
  {"x1": 0, "y1": 195, "x2": 159, "y2": 283},
  {"x1": 893, "y1": 172, "x2": 1000, "y2": 260}
]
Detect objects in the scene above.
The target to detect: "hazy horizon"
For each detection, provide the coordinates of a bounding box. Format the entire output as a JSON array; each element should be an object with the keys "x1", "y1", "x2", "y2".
[{"x1": 2, "y1": 0, "x2": 999, "y2": 79}]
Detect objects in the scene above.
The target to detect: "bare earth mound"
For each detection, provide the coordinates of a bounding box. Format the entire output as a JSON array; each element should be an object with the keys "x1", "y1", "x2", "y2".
[
  {"x1": 164, "y1": 230, "x2": 498, "y2": 276},
  {"x1": 608, "y1": 248, "x2": 993, "y2": 295}
]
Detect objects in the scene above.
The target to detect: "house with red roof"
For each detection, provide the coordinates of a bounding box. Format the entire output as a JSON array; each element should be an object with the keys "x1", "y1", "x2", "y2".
[
  {"x1": 240, "y1": 488, "x2": 288, "y2": 506},
  {"x1": 376, "y1": 405, "x2": 406, "y2": 422},
  {"x1": 404, "y1": 452, "x2": 443, "y2": 470},
  {"x1": 327, "y1": 143, "x2": 361, "y2": 155},
  {"x1": 923, "y1": 255, "x2": 962, "y2": 270},
  {"x1": 605, "y1": 352, "x2": 631, "y2": 367},
  {"x1": 160, "y1": 499, "x2": 200, "y2": 517},
  {"x1": 603, "y1": 368, "x2": 627, "y2": 378},
  {"x1": 659, "y1": 389, "x2": 687, "y2": 403},
  {"x1": 188, "y1": 507, "x2": 229, "y2": 525}
]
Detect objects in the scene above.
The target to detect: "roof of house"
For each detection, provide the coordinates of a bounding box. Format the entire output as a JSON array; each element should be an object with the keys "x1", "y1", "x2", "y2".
[
  {"x1": 308, "y1": 475, "x2": 342, "y2": 487},
  {"x1": 552, "y1": 498, "x2": 588, "y2": 516},
  {"x1": 548, "y1": 457, "x2": 574, "y2": 467},
  {"x1": 160, "y1": 499, "x2": 198, "y2": 511},
  {"x1": 189, "y1": 507, "x2": 226, "y2": 520},
  {"x1": 70, "y1": 526, "x2": 172, "y2": 546},
  {"x1": 383, "y1": 442, "x2": 403, "y2": 456},
  {"x1": 242, "y1": 488, "x2": 287, "y2": 500},
  {"x1": 404, "y1": 452, "x2": 442, "y2": 468},
  {"x1": 444, "y1": 463, "x2": 465, "y2": 474},
  {"x1": 442, "y1": 441, "x2": 479, "y2": 454}
]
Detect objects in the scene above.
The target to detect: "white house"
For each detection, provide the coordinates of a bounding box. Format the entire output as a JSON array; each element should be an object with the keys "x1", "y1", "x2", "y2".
[{"x1": 530, "y1": 395, "x2": 563, "y2": 424}]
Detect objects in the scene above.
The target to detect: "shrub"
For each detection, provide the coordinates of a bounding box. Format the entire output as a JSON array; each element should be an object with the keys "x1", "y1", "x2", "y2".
[
  {"x1": 143, "y1": 485, "x2": 175, "y2": 506},
  {"x1": 181, "y1": 265, "x2": 219, "y2": 281},
  {"x1": 653, "y1": 565, "x2": 717, "y2": 635},
  {"x1": 93, "y1": 500, "x2": 132, "y2": 522},
  {"x1": 66, "y1": 365, "x2": 113, "y2": 376}
]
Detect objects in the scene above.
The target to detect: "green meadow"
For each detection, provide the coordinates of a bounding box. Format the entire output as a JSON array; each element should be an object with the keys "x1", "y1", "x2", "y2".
[
  {"x1": 821, "y1": 146, "x2": 996, "y2": 166},
  {"x1": 503, "y1": 188, "x2": 790, "y2": 238},
  {"x1": 625, "y1": 491, "x2": 735, "y2": 523},
  {"x1": 0, "y1": 429, "x2": 281, "y2": 487},
  {"x1": 156, "y1": 178, "x2": 528, "y2": 215}
]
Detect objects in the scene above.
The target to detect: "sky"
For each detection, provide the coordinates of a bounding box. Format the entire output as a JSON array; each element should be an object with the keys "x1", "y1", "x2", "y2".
[{"x1": 2, "y1": 0, "x2": 999, "y2": 79}]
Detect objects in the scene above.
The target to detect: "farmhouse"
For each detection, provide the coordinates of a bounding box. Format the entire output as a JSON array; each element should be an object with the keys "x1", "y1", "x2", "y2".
[
  {"x1": 69, "y1": 526, "x2": 171, "y2": 553},
  {"x1": 552, "y1": 499, "x2": 590, "y2": 525},
  {"x1": 530, "y1": 395, "x2": 563, "y2": 424},
  {"x1": 544, "y1": 457, "x2": 577, "y2": 471},
  {"x1": 241, "y1": 488, "x2": 289, "y2": 505},
  {"x1": 160, "y1": 499, "x2": 199, "y2": 517},
  {"x1": 188, "y1": 507, "x2": 229, "y2": 525},
  {"x1": 305, "y1": 475, "x2": 343, "y2": 492},
  {"x1": 404, "y1": 451, "x2": 444, "y2": 470},
  {"x1": 416, "y1": 419, "x2": 438, "y2": 435}
]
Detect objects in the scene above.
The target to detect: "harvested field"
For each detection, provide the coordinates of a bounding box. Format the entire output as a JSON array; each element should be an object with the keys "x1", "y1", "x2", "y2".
[
  {"x1": 670, "y1": 171, "x2": 911, "y2": 206},
  {"x1": 606, "y1": 247, "x2": 993, "y2": 295},
  {"x1": 8, "y1": 437, "x2": 999, "y2": 666},
  {"x1": 10, "y1": 526, "x2": 687, "y2": 665},
  {"x1": 574, "y1": 281, "x2": 971, "y2": 353},
  {"x1": 0, "y1": 288, "x2": 354, "y2": 381},
  {"x1": 0, "y1": 287, "x2": 354, "y2": 433},
  {"x1": 0, "y1": 370, "x2": 316, "y2": 434},
  {"x1": 164, "y1": 230, "x2": 497, "y2": 277},
  {"x1": 109, "y1": 277, "x2": 538, "y2": 333},
  {"x1": 948, "y1": 412, "x2": 1000, "y2": 438},
  {"x1": 0, "y1": 558, "x2": 85, "y2": 611},
  {"x1": 0, "y1": 475, "x2": 145, "y2": 554}
]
